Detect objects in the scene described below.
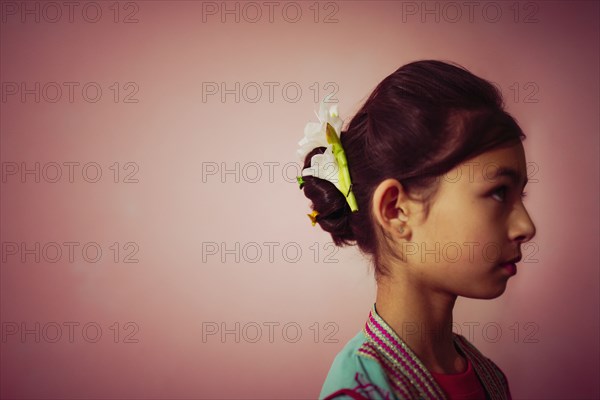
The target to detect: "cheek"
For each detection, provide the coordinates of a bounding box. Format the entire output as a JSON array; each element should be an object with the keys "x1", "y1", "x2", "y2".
[
  {"x1": 417, "y1": 195, "x2": 500, "y2": 265},
  {"x1": 453, "y1": 203, "x2": 499, "y2": 241},
  {"x1": 444, "y1": 223, "x2": 500, "y2": 267}
]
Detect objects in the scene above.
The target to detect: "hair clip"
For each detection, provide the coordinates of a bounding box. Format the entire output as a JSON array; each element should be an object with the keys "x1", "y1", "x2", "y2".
[
  {"x1": 307, "y1": 210, "x2": 319, "y2": 226},
  {"x1": 297, "y1": 100, "x2": 359, "y2": 213}
]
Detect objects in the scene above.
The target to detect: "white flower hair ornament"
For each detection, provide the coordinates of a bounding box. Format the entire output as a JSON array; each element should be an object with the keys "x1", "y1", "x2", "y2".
[{"x1": 296, "y1": 100, "x2": 359, "y2": 225}]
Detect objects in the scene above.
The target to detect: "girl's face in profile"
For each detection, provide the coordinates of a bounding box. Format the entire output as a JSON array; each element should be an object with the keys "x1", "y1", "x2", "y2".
[{"x1": 405, "y1": 142, "x2": 536, "y2": 299}]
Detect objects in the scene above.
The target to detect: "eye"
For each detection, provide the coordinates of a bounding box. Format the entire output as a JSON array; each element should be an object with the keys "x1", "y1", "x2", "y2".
[
  {"x1": 491, "y1": 185, "x2": 528, "y2": 202},
  {"x1": 491, "y1": 185, "x2": 508, "y2": 202}
]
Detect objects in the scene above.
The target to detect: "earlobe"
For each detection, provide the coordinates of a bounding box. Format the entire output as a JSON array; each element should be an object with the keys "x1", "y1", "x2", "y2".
[
  {"x1": 372, "y1": 179, "x2": 411, "y2": 239},
  {"x1": 389, "y1": 210, "x2": 410, "y2": 238}
]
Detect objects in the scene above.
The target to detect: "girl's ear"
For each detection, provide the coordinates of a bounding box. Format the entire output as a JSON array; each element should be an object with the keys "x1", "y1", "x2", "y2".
[{"x1": 372, "y1": 178, "x2": 411, "y2": 240}]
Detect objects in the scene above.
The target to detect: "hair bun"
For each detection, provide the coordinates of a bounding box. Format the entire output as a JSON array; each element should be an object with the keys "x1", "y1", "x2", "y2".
[{"x1": 300, "y1": 147, "x2": 356, "y2": 246}]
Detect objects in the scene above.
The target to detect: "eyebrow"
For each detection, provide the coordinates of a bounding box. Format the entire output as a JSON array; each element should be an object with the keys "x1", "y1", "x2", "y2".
[{"x1": 487, "y1": 166, "x2": 528, "y2": 189}]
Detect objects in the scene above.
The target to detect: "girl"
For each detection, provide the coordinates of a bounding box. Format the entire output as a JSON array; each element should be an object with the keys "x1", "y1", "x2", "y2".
[{"x1": 296, "y1": 60, "x2": 536, "y2": 400}]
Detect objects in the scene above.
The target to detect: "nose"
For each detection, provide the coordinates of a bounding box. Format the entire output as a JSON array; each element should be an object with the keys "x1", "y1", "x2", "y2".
[{"x1": 511, "y1": 204, "x2": 537, "y2": 244}]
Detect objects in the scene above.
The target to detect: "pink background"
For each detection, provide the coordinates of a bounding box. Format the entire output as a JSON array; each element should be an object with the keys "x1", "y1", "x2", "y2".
[{"x1": 1, "y1": 1, "x2": 598, "y2": 399}]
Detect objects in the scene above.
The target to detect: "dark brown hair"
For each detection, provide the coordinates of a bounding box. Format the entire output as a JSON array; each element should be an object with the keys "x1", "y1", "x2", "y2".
[{"x1": 299, "y1": 60, "x2": 525, "y2": 278}]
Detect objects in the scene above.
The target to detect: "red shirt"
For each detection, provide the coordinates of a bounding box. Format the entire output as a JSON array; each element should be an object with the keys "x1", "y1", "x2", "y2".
[
  {"x1": 430, "y1": 358, "x2": 488, "y2": 400},
  {"x1": 326, "y1": 358, "x2": 511, "y2": 400}
]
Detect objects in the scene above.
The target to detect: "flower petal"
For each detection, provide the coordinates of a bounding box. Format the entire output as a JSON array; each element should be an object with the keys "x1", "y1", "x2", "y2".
[{"x1": 297, "y1": 100, "x2": 344, "y2": 169}]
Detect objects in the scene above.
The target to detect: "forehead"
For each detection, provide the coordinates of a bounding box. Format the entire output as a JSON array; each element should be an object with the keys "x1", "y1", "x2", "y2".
[
  {"x1": 446, "y1": 143, "x2": 528, "y2": 186},
  {"x1": 475, "y1": 142, "x2": 526, "y2": 166}
]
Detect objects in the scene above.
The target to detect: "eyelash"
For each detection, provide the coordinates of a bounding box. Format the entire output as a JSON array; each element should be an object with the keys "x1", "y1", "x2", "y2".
[{"x1": 492, "y1": 185, "x2": 528, "y2": 202}]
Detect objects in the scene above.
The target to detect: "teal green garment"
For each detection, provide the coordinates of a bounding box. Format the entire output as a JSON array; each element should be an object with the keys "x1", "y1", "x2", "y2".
[
  {"x1": 318, "y1": 304, "x2": 512, "y2": 400},
  {"x1": 319, "y1": 330, "x2": 395, "y2": 399}
]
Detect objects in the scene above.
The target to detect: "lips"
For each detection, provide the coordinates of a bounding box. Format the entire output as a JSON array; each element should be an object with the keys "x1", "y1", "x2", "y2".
[
  {"x1": 502, "y1": 262, "x2": 517, "y2": 275},
  {"x1": 499, "y1": 254, "x2": 521, "y2": 276},
  {"x1": 502, "y1": 255, "x2": 522, "y2": 265}
]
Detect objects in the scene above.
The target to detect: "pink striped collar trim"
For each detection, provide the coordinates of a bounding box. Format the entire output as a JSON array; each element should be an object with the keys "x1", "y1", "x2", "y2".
[
  {"x1": 362, "y1": 304, "x2": 510, "y2": 400},
  {"x1": 362, "y1": 304, "x2": 448, "y2": 400}
]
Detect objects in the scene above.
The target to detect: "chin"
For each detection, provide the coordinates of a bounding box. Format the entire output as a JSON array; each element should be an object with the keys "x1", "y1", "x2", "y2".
[{"x1": 462, "y1": 284, "x2": 508, "y2": 300}]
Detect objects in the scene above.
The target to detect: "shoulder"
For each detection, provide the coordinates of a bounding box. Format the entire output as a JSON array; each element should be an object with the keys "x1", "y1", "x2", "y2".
[{"x1": 319, "y1": 330, "x2": 395, "y2": 400}]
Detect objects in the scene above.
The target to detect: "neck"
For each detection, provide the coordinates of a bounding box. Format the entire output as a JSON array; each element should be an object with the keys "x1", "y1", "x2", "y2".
[{"x1": 375, "y1": 273, "x2": 465, "y2": 374}]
